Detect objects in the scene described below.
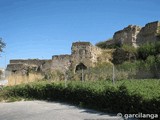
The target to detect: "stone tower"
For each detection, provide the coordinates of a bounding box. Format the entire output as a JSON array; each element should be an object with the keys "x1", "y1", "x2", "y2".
[
  {"x1": 50, "y1": 42, "x2": 102, "y2": 73},
  {"x1": 71, "y1": 42, "x2": 101, "y2": 72}
]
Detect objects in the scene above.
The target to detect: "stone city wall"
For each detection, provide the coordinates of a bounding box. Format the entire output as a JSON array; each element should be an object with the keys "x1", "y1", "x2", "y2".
[
  {"x1": 10, "y1": 59, "x2": 51, "y2": 66},
  {"x1": 137, "y1": 21, "x2": 160, "y2": 44},
  {"x1": 6, "y1": 21, "x2": 160, "y2": 76},
  {"x1": 107, "y1": 21, "x2": 160, "y2": 47},
  {"x1": 71, "y1": 42, "x2": 102, "y2": 72},
  {"x1": 113, "y1": 25, "x2": 141, "y2": 47},
  {"x1": 51, "y1": 55, "x2": 71, "y2": 73},
  {"x1": 7, "y1": 59, "x2": 52, "y2": 73}
]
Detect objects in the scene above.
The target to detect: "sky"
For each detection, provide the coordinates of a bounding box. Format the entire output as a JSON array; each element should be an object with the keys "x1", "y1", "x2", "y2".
[{"x1": 0, "y1": 0, "x2": 160, "y2": 68}]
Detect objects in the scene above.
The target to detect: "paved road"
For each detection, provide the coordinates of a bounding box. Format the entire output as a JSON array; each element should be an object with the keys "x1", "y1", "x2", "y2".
[{"x1": 0, "y1": 101, "x2": 123, "y2": 120}]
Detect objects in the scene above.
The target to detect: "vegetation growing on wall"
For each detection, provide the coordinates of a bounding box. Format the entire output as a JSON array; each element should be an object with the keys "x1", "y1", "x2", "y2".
[
  {"x1": 43, "y1": 40, "x2": 160, "y2": 81},
  {"x1": 96, "y1": 41, "x2": 160, "y2": 79},
  {"x1": 112, "y1": 44, "x2": 137, "y2": 64},
  {"x1": 137, "y1": 42, "x2": 160, "y2": 75},
  {"x1": 95, "y1": 38, "x2": 119, "y2": 49}
]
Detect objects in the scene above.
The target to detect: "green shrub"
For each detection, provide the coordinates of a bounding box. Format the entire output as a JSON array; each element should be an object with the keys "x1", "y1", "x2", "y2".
[
  {"x1": 155, "y1": 41, "x2": 160, "y2": 53},
  {"x1": 95, "y1": 38, "x2": 119, "y2": 49},
  {"x1": 112, "y1": 48, "x2": 128, "y2": 64},
  {"x1": 95, "y1": 40, "x2": 108, "y2": 49},
  {"x1": 112, "y1": 45, "x2": 137, "y2": 65},
  {"x1": 122, "y1": 44, "x2": 137, "y2": 55},
  {"x1": 137, "y1": 42, "x2": 160, "y2": 60},
  {"x1": 2, "y1": 80, "x2": 160, "y2": 114}
]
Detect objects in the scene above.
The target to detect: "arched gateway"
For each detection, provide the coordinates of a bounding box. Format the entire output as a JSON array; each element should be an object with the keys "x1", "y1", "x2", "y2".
[{"x1": 75, "y1": 63, "x2": 87, "y2": 72}]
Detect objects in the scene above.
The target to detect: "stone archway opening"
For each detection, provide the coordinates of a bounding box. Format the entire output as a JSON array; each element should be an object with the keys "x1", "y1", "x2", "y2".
[{"x1": 75, "y1": 63, "x2": 87, "y2": 72}]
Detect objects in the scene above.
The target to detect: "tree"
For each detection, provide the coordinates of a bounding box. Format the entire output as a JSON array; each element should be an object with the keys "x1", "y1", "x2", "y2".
[{"x1": 0, "y1": 38, "x2": 6, "y2": 53}]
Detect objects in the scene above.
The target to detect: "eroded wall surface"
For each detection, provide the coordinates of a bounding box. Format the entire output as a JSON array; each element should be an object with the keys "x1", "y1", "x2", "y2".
[
  {"x1": 7, "y1": 59, "x2": 52, "y2": 74},
  {"x1": 51, "y1": 55, "x2": 71, "y2": 73},
  {"x1": 137, "y1": 21, "x2": 160, "y2": 44},
  {"x1": 113, "y1": 25, "x2": 141, "y2": 47},
  {"x1": 7, "y1": 21, "x2": 160, "y2": 75},
  {"x1": 108, "y1": 21, "x2": 160, "y2": 47},
  {"x1": 71, "y1": 42, "x2": 102, "y2": 72}
]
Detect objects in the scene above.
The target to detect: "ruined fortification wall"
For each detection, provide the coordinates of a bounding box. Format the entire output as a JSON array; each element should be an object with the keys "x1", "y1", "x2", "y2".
[
  {"x1": 71, "y1": 42, "x2": 102, "y2": 71},
  {"x1": 7, "y1": 21, "x2": 160, "y2": 77},
  {"x1": 107, "y1": 21, "x2": 160, "y2": 47},
  {"x1": 51, "y1": 55, "x2": 71, "y2": 73},
  {"x1": 71, "y1": 42, "x2": 93, "y2": 68},
  {"x1": 90, "y1": 44, "x2": 102, "y2": 64},
  {"x1": 97, "y1": 49, "x2": 114, "y2": 64},
  {"x1": 50, "y1": 42, "x2": 104, "y2": 73},
  {"x1": 7, "y1": 42, "x2": 103, "y2": 74},
  {"x1": 113, "y1": 25, "x2": 141, "y2": 47},
  {"x1": 6, "y1": 64, "x2": 28, "y2": 72},
  {"x1": 10, "y1": 59, "x2": 51, "y2": 66},
  {"x1": 137, "y1": 21, "x2": 160, "y2": 44},
  {"x1": 6, "y1": 59, "x2": 51, "y2": 85},
  {"x1": 7, "y1": 59, "x2": 52, "y2": 73}
]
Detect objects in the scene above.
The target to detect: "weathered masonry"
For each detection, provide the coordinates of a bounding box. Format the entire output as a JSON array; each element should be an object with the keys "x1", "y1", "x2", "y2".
[
  {"x1": 7, "y1": 21, "x2": 160, "y2": 74},
  {"x1": 7, "y1": 59, "x2": 51, "y2": 74},
  {"x1": 106, "y1": 21, "x2": 160, "y2": 47},
  {"x1": 51, "y1": 42, "x2": 102, "y2": 73},
  {"x1": 7, "y1": 42, "x2": 103, "y2": 74}
]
